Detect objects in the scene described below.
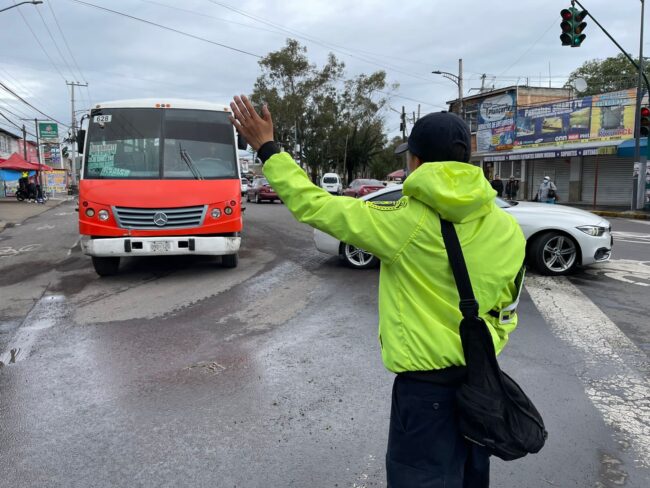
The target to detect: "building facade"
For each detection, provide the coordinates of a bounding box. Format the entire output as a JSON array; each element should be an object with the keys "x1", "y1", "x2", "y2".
[{"x1": 447, "y1": 86, "x2": 643, "y2": 207}]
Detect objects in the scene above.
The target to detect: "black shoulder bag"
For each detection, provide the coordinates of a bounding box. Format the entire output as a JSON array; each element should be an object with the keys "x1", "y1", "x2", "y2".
[{"x1": 440, "y1": 218, "x2": 547, "y2": 461}]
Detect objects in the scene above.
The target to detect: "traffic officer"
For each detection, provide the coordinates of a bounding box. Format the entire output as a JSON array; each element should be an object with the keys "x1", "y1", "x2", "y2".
[{"x1": 229, "y1": 95, "x2": 525, "y2": 487}]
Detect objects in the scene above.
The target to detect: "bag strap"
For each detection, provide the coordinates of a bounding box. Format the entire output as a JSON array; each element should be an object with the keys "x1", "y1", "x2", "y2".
[{"x1": 439, "y1": 219, "x2": 480, "y2": 319}]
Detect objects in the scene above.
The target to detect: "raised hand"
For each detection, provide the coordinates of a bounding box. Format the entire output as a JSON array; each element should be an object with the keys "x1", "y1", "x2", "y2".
[{"x1": 229, "y1": 95, "x2": 274, "y2": 151}]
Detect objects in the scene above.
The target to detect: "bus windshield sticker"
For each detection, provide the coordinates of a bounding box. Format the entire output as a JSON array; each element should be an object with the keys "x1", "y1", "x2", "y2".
[
  {"x1": 93, "y1": 115, "x2": 112, "y2": 124},
  {"x1": 88, "y1": 143, "x2": 117, "y2": 169},
  {"x1": 99, "y1": 166, "x2": 130, "y2": 177}
]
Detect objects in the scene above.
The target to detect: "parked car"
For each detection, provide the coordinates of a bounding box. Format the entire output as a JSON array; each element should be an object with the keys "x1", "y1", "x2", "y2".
[
  {"x1": 247, "y1": 177, "x2": 279, "y2": 203},
  {"x1": 321, "y1": 173, "x2": 342, "y2": 195},
  {"x1": 342, "y1": 178, "x2": 386, "y2": 198},
  {"x1": 241, "y1": 177, "x2": 249, "y2": 195},
  {"x1": 313, "y1": 184, "x2": 613, "y2": 275}
]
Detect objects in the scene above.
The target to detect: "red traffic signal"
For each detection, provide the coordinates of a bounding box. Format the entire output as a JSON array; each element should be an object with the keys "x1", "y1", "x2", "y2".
[
  {"x1": 560, "y1": 8, "x2": 573, "y2": 20},
  {"x1": 640, "y1": 106, "x2": 650, "y2": 137}
]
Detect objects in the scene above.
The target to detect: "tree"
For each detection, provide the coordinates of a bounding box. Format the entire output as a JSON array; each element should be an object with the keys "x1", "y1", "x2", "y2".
[
  {"x1": 567, "y1": 53, "x2": 650, "y2": 96},
  {"x1": 368, "y1": 136, "x2": 405, "y2": 180},
  {"x1": 250, "y1": 39, "x2": 394, "y2": 183}
]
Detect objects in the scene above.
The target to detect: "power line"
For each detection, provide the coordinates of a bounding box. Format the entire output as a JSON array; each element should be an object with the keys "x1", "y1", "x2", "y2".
[
  {"x1": 67, "y1": 0, "x2": 263, "y2": 58},
  {"x1": 47, "y1": 0, "x2": 87, "y2": 83},
  {"x1": 203, "y1": 0, "x2": 448, "y2": 86},
  {"x1": 34, "y1": 6, "x2": 77, "y2": 82},
  {"x1": 0, "y1": 110, "x2": 37, "y2": 137},
  {"x1": 497, "y1": 15, "x2": 560, "y2": 78},
  {"x1": 0, "y1": 81, "x2": 67, "y2": 126},
  {"x1": 12, "y1": 1, "x2": 68, "y2": 84}
]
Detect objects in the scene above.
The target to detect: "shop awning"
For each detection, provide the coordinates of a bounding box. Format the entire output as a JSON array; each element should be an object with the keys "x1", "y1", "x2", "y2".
[
  {"x1": 479, "y1": 140, "x2": 621, "y2": 162},
  {"x1": 616, "y1": 138, "x2": 649, "y2": 157},
  {"x1": 0, "y1": 153, "x2": 53, "y2": 171}
]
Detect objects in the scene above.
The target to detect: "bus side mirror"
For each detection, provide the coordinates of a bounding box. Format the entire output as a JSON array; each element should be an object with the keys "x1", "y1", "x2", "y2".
[
  {"x1": 77, "y1": 129, "x2": 86, "y2": 154},
  {"x1": 237, "y1": 132, "x2": 247, "y2": 150}
]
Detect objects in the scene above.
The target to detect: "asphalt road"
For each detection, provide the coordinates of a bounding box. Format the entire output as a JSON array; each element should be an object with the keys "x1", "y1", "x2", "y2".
[{"x1": 0, "y1": 202, "x2": 649, "y2": 487}]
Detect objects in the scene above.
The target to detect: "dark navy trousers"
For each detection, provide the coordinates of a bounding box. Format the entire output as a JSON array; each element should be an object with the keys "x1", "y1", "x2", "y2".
[{"x1": 386, "y1": 375, "x2": 490, "y2": 488}]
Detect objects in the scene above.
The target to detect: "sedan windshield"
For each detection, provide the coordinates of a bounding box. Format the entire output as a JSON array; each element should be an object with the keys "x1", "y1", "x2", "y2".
[
  {"x1": 84, "y1": 108, "x2": 238, "y2": 180},
  {"x1": 359, "y1": 179, "x2": 384, "y2": 186}
]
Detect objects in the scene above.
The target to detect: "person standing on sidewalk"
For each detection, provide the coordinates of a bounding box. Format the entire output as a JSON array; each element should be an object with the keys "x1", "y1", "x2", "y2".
[
  {"x1": 505, "y1": 176, "x2": 519, "y2": 200},
  {"x1": 537, "y1": 176, "x2": 557, "y2": 204},
  {"x1": 229, "y1": 96, "x2": 525, "y2": 487},
  {"x1": 490, "y1": 174, "x2": 504, "y2": 197}
]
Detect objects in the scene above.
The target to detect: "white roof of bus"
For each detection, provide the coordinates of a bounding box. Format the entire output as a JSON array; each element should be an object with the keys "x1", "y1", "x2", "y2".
[{"x1": 93, "y1": 98, "x2": 231, "y2": 112}]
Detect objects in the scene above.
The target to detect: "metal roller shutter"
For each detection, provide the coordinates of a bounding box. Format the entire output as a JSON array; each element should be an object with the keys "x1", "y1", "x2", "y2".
[
  {"x1": 526, "y1": 158, "x2": 570, "y2": 201},
  {"x1": 581, "y1": 156, "x2": 634, "y2": 206}
]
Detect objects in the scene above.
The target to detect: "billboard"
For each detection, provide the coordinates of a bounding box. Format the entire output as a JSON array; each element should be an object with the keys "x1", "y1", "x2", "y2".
[
  {"x1": 589, "y1": 89, "x2": 636, "y2": 142},
  {"x1": 514, "y1": 97, "x2": 592, "y2": 149},
  {"x1": 476, "y1": 91, "x2": 516, "y2": 152},
  {"x1": 478, "y1": 89, "x2": 638, "y2": 153}
]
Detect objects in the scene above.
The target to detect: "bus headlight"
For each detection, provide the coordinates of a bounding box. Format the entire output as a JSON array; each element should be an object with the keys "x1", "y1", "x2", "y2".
[
  {"x1": 98, "y1": 209, "x2": 110, "y2": 221},
  {"x1": 211, "y1": 208, "x2": 221, "y2": 219},
  {"x1": 224, "y1": 206, "x2": 233, "y2": 215},
  {"x1": 85, "y1": 208, "x2": 95, "y2": 217}
]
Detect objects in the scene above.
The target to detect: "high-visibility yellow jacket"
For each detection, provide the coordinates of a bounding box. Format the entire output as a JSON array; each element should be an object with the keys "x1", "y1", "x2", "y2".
[{"x1": 263, "y1": 152, "x2": 526, "y2": 373}]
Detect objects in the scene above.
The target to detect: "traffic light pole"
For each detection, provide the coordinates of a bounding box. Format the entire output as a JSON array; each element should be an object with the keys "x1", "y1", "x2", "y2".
[{"x1": 634, "y1": 0, "x2": 647, "y2": 210}]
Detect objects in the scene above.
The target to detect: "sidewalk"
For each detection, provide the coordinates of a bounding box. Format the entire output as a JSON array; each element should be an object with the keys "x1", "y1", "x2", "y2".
[
  {"x1": 563, "y1": 203, "x2": 650, "y2": 220},
  {"x1": 0, "y1": 196, "x2": 74, "y2": 233}
]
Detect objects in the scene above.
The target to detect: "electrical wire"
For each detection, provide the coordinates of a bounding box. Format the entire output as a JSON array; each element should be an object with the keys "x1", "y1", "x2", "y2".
[
  {"x1": 67, "y1": 0, "x2": 263, "y2": 58},
  {"x1": 203, "y1": 0, "x2": 448, "y2": 86},
  {"x1": 12, "y1": 1, "x2": 68, "y2": 85},
  {"x1": 34, "y1": 7, "x2": 78, "y2": 82},
  {"x1": 497, "y1": 15, "x2": 560, "y2": 78},
  {"x1": 0, "y1": 81, "x2": 67, "y2": 126},
  {"x1": 0, "y1": 110, "x2": 37, "y2": 137},
  {"x1": 0, "y1": 67, "x2": 63, "y2": 117}
]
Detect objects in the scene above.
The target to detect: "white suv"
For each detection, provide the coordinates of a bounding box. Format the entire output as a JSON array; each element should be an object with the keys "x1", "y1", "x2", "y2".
[{"x1": 321, "y1": 173, "x2": 342, "y2": 195}]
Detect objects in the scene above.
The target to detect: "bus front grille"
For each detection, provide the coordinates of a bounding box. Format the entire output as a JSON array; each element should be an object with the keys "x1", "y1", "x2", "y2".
[{"x1": 113, "y1": 205, "x2": 206, "y2": 229}]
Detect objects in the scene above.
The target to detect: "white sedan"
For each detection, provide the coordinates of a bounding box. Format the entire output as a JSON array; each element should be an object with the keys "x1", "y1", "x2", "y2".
[{"x1": 313, "y1": 185, "x2": 613, "y2": 276}]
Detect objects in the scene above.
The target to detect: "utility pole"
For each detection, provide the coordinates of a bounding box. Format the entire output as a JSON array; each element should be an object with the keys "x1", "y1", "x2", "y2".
[
  {"x1": 634, "y1": 0, "x2": 647, "y2": 210},
  {"x1": 400, "y1": 106, "x2": 407, "y2": 142},
  {"x1": 458, "y1": 58, "x2": 464, "y2": 119},
  {"x1": 67, "y1": 81, "x2": 88, "y2": 189},
  {"x1": 22, "y1": 124, "x2": 28, "y2": 160},
  {"x1": 480, "y1": 74, "x2": 487, "y2": 93}
]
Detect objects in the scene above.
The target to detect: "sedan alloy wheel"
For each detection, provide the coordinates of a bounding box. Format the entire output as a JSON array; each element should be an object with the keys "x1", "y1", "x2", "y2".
[
  {"x1": 530, "y1": 232, "x2": 578, "y2": 275},
  {"x1": 342, "y1": 243, "x2": 379, "y2": 269}
]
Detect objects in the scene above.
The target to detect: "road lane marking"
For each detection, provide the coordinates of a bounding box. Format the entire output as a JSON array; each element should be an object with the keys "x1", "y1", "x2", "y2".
[
  {"x1": 612, "y1": 231, "x2": 650, "y2": 245},
  {"x1": 0, "y1": 244, "x2": 43, "y2": 258},
  {"x1": 526, "y1": 275, "x2": 650, "y2": 468},
  {"x1": 584, "y1": 259, "x2": 650, "y2": 287},
  {"x1": 624, "y1": 219, "x2": 650, "y2": 226},
  {"x1": 36, "y1": 224, "x2": 56, "y2": 230}
]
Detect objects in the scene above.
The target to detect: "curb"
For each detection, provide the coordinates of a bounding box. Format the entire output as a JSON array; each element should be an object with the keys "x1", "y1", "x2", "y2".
[{"x1": 591, "y1": 210, "x2": 650, "y2": 220}]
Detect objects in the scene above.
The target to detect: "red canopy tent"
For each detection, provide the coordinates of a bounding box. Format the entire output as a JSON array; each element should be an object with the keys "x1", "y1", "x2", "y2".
[
  {"x1": 0, "y1": 152, "x2": 53, "y2": 171},
  {"x1": 386, "y1": 169, "x2": 405, "y2": 179}
]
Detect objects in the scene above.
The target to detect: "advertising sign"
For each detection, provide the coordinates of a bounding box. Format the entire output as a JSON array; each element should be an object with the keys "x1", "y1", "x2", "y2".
[
  {"x1": 38, "y1": 122, "x2": 59, "y2": 142},
  {"x1": 44, "y1": 170, "x2": 67, "y2": 194},
  {"x1": 476, "y1": 91, "x2": 516, "y2": 152},
  {"x1": 589, "y1": 89, "x2": 636, "y2": 142},
  {"x1": 514, "y1": 97, "x2": 592, "y2": 149}
]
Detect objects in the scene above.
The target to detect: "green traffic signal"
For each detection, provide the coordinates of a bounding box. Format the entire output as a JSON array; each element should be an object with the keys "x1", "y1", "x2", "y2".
[{"x1": 560, "y1": 7, "x2": 588, "y2": 47}]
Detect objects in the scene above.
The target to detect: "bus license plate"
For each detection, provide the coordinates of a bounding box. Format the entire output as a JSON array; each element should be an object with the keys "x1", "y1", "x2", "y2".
[{"x1": 150, "y1": 241, "x2": 171, "y2": 252}]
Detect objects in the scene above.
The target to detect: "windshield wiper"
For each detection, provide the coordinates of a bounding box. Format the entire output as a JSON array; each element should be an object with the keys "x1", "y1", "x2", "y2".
[{"x1": 179, "y1": 145, "x2": 203, "y2": 180}]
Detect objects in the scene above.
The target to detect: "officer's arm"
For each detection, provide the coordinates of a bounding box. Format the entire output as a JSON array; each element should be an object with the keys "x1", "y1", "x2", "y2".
[{"x1": 262, "y1": 150, "x2": 416, "y2": 263}]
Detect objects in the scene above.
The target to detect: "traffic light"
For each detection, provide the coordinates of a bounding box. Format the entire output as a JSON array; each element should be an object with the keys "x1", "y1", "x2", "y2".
[
  {"x1": 560, "y1": 7, "x2": 588, "y2": 47},
  {"x1": 640, "y1": 107, "x2": 650, "y2": 137}
]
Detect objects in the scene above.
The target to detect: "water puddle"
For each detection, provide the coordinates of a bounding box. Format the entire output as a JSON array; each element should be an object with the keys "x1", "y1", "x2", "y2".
[{"x1": 0, "y1": 294, "x2": 66, "y2": 367}]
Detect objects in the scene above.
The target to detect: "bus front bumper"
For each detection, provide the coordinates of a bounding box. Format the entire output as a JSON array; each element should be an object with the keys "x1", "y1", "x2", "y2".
[{"x1": 81, "y1": 235, "x2": 241, "y2": 257}]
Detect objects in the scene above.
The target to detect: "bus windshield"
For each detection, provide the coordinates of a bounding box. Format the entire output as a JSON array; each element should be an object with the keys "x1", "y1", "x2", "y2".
[{"x1": 84, "y1": 108, "x2": 238, "y2": 180}]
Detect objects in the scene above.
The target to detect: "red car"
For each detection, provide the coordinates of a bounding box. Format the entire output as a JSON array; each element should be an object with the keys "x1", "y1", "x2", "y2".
[
  {"x1": 342, "y1": 179, "x2": 386, "y2": 198},
  {"x1": 246, "y1": 177, "x2": 279, "y2": 203}
]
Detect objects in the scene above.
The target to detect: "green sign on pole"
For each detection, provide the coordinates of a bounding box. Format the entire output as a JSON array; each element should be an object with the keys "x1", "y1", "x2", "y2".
[{"x1": 38, "y1": 122, "x2": 59, "y2": 142}]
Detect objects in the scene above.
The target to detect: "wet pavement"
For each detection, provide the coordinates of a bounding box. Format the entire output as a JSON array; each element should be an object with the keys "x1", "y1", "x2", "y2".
[{"x1": 1, "y1": 201, "x2": 649, "y2": 487}]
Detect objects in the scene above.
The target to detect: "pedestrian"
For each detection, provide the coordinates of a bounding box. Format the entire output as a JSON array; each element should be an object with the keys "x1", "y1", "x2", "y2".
[
  {"x1": 229, "y1": 95, "x2": 525, "y2": 487},
  {"x1": 490, "y1": 174, "x2": 504, "y2": 197},
  {"x1": 505, "y1": 176, "x2": 519, "y2": 200},
  {"x1": 537, "y1": 176, "x2": 557, "y2": 204}
]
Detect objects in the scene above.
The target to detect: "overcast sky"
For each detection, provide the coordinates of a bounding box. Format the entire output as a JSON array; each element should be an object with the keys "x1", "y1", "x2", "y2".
[{"x1": 0, "y1": 0, "x2": 643, "y2": 140}]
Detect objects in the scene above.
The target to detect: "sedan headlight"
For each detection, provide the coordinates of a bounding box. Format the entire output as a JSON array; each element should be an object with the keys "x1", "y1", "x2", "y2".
[{"x1": 576, "y1": 225, "x2": 606, "y2": 236}]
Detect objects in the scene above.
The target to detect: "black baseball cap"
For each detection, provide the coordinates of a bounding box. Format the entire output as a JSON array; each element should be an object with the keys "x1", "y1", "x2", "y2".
[{"x1": 395, "y1": 111, "x2": 471, "y2": 163}]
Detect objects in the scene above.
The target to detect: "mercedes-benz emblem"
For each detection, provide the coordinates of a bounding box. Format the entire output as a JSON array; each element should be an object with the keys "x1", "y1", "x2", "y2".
[{"x1": 153, "y1": 212, "x2": 168, "y2": 227}]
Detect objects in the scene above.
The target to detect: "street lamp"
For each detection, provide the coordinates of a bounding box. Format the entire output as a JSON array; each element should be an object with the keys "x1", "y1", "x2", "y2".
[
  {"x1": 0, "y1": 1, "x2": 43, "y2": 13},
  {"x1": 432, "y1": 59, "x2": 464, "y2": 118}
]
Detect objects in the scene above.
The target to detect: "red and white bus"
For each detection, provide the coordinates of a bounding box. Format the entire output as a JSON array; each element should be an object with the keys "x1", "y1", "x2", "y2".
[{"x1": 77, "y1": 99, "x2": 245, "y2": 276}]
